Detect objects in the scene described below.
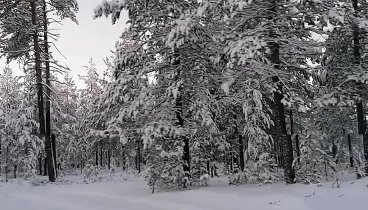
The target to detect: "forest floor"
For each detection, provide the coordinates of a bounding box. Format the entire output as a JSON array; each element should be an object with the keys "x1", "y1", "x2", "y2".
[{"x1": 0, "y1": 170, "x2": 367, "y2": 210}]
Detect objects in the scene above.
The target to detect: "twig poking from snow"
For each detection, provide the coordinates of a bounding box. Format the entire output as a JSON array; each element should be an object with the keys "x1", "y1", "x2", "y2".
[
  {"x1": 305, "y1": 191, "x2": 315, "y2": 197},
  {"x1": 337, "y1": 194, "x2": 344, "y2": 198},
  {"x1": 332, "y1": 177, "x2": 340, "y2": 189}
]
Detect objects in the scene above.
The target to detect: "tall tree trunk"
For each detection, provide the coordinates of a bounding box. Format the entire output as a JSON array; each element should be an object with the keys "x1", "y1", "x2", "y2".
[
  {"x1": 353, "y1": 0, "x2": 368, "y2": 174},
  {"x1": 269, "y1": 0, "x2": 295, "y2": 183},
  {"x1": 173, "y1": 54, "x2": 190, "y2": 179},
  {"x1": 31, "y1": 0, "x2": 46, "y2": 141},
  {"x1": 42, "y1": 0, "x2": 56, "y2": 182}
]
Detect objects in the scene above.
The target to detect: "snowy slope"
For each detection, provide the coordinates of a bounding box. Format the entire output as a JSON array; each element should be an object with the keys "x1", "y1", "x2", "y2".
[{"x1": 0, "y1": 172, "x2": 367, "y2": 210}]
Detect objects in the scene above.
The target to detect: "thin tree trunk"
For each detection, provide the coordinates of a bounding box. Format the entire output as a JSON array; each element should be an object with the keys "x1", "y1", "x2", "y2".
[
  {"x1": 99, "y1": 142, "x2": 103, "y2": 167},
  {"x1": 348, "y1": 134, "x2": 354, "y2": 168},
  {"x1": 38, "y1": 155, "x2": 42, "y2": 175},
  {"x1": 95, "y1": 143, "x2": 99, "y2": 166},
  {"x1": 230, "y1": 152, "x2": 234, "y2": 173},
  {"x1": 108, "y1": 150, "x2": 111, "y2": 170},
  {"x1": 238, "y1": 134, "x2": 245, "y2": 172},
  {"x1": 51, "y1": 134, "x2": 57, "y2": 178},
  {"x1": 5, "y1": 146, "x2": 9, "y2": 182},
  {"x1": 234, "y1": 109, "x2": 245, "y2": 172},
  {"x1": 290, "y1": 110, "x2": 300, "y2": 164},
  {"x1": 137, "y1": 140, "x2": 141, "y2": 173},
  {"x1": 43, "y1": 158, "x2": 47, "y2": 176},
  {"x1": 13, "y1": 165, "x2": 17, "y2": 179}
]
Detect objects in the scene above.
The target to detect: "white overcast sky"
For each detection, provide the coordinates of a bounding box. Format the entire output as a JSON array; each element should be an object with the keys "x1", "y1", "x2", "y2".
[{"x1": 0, "y1": 0, "x2": 128, "y2": 86}]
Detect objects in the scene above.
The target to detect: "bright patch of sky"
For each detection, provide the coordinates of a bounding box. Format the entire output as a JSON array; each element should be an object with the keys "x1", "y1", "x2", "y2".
[{"x1": 0, "y1": 0, "x2": 128, "y2": 87}]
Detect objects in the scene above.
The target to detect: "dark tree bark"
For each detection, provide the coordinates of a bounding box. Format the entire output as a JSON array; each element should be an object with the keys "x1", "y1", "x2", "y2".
[
  {"x1": 290, "y1": 110, "x2": 300, "y2": 164},
  {"x1": 51, "y1": 134, "x2": 57, "y2": 178},
  {"x1": 95, "y1": 143, "x2": 99, "y2": 166},
  {"x1": 13, "y1": 165, "x2": 17, "y2": 179},
  {"x1": 43, "y1": 158, "x2": 47, "y2": 176},
  {"x1": 31, "y1": 0, "x2": 46, "y2": 140},
  {"x1": 233, "y1": 109, "x2": 245, "y2": 172},
  {"x1": 5, "y1": 146, "x2": 9, "y2": 182},
  {"x1": 348, "y1": 134, "x2": 354, "y2": 168},
  {"x1": 268, "y1": 0, "x2": 295, "y2": 183},
  {"x1": 38, "y1": 155, "x2": 42, "y2": 175},
  {"x1": 108, "y1": 150, "x2": 111, "y2": 170},
  {"x1": 99, "y1": 142, "x2": 103, "y2": 167},
  {"x1": 353, "y1": 0, "x2": 368, "y2": 174},
  {"x1": 136, "y1": 139, "x2": 141, "y2": 173},
  {"x1": 173, "y1": 54, "x2": 190, "y2": 178},
  {"x1": 42, "y1": 0, "x2": 56, "y2": 182},
  {"x1": 230, "y1": 152, "x2": 234, "y2": 172}
]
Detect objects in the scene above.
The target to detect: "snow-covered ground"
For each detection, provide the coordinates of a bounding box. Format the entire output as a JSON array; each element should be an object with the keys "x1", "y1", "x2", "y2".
[{"x1": 0, "y1": 171, "x2": 367, "y2": 210}]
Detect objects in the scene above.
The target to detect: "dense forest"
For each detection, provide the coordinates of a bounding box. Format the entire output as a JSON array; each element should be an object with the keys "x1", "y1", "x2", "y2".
[{"x1": 0, "y1": 0, "x2": 368, "y2": 193}]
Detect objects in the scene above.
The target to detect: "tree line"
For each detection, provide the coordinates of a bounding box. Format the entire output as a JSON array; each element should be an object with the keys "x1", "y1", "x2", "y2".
[{"x1": 1, "y1": 0, "x2": 368, "y2": 193}]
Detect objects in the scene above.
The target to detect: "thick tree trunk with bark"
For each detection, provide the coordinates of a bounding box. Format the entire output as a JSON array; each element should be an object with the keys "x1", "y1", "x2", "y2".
[
  {"x1": 353, "y1": 0, "x2": 368, "y2": 174},
  {"x1": 42, "y1": 0, "x2": 56, "y2": 182},
  {"x1": 173, "y1": 54, "x2": 190, "y2": 179},
  {"x1": 31, "y1": 0, "x2": 46, "y2": 139},
  {"x1": 268, "y1": 0, "x2": 295, "y2": 183}
]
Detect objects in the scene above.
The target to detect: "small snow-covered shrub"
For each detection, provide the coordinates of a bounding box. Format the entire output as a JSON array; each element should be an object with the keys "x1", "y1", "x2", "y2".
[{"x1": 83, "y1": 164, "x2": 101, "y2": 183}]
